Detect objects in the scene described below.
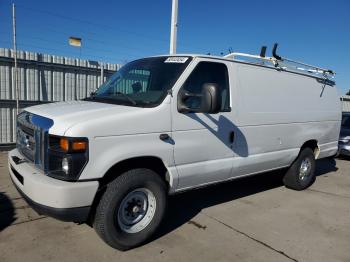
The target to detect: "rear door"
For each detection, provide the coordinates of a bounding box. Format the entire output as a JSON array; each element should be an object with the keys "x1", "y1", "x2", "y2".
[{"x1": 172, "y1": 59, "x2": 236, "y2": 190}]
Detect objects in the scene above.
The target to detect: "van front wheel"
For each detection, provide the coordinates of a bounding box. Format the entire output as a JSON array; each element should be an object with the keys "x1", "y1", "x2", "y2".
[
  {"x1": 283, "y1": 148, "x2": 316, "y2": 190},
  {"x1": 93, "y1": 168, "x2": 167, "y2": 250}
]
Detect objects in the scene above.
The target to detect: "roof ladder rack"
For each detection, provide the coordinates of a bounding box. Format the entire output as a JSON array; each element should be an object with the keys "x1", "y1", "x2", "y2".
[{"x1": 223, "y1": 43, "x2": 335, "y2": 78}]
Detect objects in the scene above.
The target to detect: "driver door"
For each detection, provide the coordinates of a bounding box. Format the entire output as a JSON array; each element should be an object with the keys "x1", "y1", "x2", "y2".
[{"x1": 172, "y1": 60, "x2": 235, "y2": 190}]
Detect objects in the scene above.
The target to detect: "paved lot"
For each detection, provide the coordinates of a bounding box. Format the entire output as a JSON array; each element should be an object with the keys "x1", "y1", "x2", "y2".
[{"x1": 0, "y1": 150, "x2": 349, "y2": 262}]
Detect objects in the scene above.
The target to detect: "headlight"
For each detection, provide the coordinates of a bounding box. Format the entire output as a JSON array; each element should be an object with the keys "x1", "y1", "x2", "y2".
[
  {"x1": 62, "y1": 157, "x2": 69, "y2": 174},
  {"x1": 47, "y1": 136, "x2": 89, "y2": 181}
]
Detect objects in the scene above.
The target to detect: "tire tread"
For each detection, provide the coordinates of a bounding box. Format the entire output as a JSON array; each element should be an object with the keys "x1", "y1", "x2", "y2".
[
  {"x1": 283, "y1": 148, "x2": 316, "y2": 191},
  {"x1": 93, "y1": 168, "x2": 166, "y2": 250}
]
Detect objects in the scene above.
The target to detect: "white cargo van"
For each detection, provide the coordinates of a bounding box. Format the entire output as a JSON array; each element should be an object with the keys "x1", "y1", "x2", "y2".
[{"x1": 9, "y1": 45, "x2": 341, "y2": 250}]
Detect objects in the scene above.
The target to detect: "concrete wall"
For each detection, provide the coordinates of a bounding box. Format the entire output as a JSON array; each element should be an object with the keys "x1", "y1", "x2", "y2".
[{"x1": 0, "y1": 48, "x2": 121, "y2": 144}]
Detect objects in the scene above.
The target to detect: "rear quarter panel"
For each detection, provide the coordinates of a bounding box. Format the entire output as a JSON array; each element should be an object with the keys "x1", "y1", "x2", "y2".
[{"x1": 232, "y1": 63, "x2": 341, "y2": 176}]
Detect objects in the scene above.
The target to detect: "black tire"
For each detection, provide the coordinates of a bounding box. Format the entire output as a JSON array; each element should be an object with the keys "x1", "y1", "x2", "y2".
[
  {"x1": 93, "y1": 168, "x2": 167, "y2": 250},
  {"x1": 283, "y1": 148, "x2": 316, "y2": 190}
]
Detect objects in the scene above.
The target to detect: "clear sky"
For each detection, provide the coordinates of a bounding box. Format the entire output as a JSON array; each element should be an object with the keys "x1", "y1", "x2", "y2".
[{"x1": 0, "y1": 0, "x2": 349, "y2": 94}]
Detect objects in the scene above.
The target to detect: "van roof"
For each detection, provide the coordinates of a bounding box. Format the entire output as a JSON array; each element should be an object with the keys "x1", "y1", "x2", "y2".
[{"x1": 150, "y1": 54, "x2": 335, "y2": 86}]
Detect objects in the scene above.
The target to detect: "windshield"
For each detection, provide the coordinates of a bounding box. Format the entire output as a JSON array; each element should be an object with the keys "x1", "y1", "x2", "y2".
[
  {"x1": 87, "y1": 56, "x2": 192, "y2": 107},
  {"x1": 342, "y1": 114, "x2": 350, "y2": 128}
]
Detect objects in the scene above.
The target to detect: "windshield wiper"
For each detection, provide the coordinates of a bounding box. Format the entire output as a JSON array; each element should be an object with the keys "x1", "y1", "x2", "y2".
[
  {"x1": 114, "y1": 92, "x2": 137, "y2": 105},
  {"x1": 85, "y1": 92, "x2": 137, "y2": 106}
]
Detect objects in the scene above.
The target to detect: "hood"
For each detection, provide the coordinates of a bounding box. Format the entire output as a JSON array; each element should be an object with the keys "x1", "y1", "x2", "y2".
[
  {"x1": 25, "y1": 100, "x2": 171, "y2": 137},
  {"x1": 26, "y1": 101, "x2": 143, "y2": 135},
  {"x1": 27, "y1": 101, "x2": 123, "y2": 119}
]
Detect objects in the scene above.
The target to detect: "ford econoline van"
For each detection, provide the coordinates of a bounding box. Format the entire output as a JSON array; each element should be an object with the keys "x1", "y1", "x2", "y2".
[{"x1": 9, "y1": 52, "x2": 341, "y2": 250}]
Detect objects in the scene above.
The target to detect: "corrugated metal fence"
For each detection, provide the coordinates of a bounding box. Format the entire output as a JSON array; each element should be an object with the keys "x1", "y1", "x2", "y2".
[
  {"x1": 0, "y1": 48, "x2": 121, "y2": 144},
  {"x1": 1, "y1": 47, "x2": 349, "y2": 144},
  {"x1": 341, "y1": 95, "x2": 350, "y2": 112}
]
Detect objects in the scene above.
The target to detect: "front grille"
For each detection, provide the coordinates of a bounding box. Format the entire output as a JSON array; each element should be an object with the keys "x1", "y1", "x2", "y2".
[
  {"x1": 17, "y1": 122, "x2": 34, "y2": 136},
  {"x1": 17, "y1": 115, "x2": 36, "y2": 162},
  {"x1": 16, "y1": 111, "x2": 54, "y2": 173}
]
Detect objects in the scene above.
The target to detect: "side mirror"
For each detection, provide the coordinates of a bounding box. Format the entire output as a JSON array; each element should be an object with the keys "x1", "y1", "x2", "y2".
[
  {"x1": 178, "y1": 83, "x2": 221, "y2": 114},
  {"x1": 200, "y1": 83, "x2": 221, "y2": 114}
]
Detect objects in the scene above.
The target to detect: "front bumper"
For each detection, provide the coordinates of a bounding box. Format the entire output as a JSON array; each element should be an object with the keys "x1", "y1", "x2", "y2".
[{"x1": 8, "y1": 149, "x2": 99, "y2": 222}]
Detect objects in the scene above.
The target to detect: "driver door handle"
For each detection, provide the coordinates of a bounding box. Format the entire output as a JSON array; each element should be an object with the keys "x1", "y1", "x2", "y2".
[
  {"x1": 159, "y1": 133, "x2": 170, "y2": 141},
  {"x1": 229, "y1": 131, "x2": 235, "y2": 144}
]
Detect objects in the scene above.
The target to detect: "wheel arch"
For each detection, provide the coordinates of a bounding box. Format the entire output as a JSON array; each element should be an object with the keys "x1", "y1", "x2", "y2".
[
  {"x1": 87, "y1": 156, "x2": 173, "y2": 226},
  {"x1": 99, "y1": 156, "x2": 173, "y2": 191},
  {"x1": 300, "y1": 139, "x2": 320, "y2": 159}
]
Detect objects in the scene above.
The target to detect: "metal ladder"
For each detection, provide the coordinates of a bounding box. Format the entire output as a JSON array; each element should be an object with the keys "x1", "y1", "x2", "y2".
[{"x1": 223, "y1": 43, "x2": 335, "y2": 78}]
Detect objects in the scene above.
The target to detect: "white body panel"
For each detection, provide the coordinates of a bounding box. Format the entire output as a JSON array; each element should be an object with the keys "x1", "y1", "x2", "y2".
[
  {"x1": 228, "y1": 63, "x2": 340, "y2": 179},
  {"x1": 26, "y1": 96, "x2": 177, "y2": 186},
  {"x1": 9, "y1": 149, "x2": 98, "y2": 208},
  {"x1": 171, "y1": 59, "x2": 236, "y2": 190},
  {"x1": 10, "y1": 55, "x2": 341, "y2": 204}
]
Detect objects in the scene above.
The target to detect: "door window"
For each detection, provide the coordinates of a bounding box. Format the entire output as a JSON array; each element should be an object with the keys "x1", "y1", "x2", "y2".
[{"x1": 181, "y1": 62, "x2": 230, "y2": 111}]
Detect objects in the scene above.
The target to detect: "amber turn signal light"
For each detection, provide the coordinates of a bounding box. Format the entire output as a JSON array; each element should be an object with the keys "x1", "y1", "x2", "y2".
[
  {"x1": 59, "y1": 138, "x2": 87, "y2": 152},
  {"x1": 72, "y1": 141, "x2": 87, "y2": 151},
  {"x1": 59, "y1": 138, "x2": 69, "y2": 152}
]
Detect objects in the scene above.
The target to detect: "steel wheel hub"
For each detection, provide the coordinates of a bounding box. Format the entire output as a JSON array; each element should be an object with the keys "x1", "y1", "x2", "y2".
[
  {"x1": 117, "y1": 188, "x2": 156, "y2": 234},
  {"x1": 299, "y1": 158, "x2": 311, "y2": 180}
]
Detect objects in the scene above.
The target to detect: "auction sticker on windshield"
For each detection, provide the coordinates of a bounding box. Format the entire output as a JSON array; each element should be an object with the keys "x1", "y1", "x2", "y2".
[{"x1": 164, "y1": 57, "x2": 189, "y2": 63}]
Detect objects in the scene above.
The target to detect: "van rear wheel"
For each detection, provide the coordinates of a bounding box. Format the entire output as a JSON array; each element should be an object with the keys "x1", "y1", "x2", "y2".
[
  {"x1": 283, "y1": 148, "x2": 316, "y2": 190},
  {"x1": 93, "y1": 168, "x2": 167, "y2": 250}
]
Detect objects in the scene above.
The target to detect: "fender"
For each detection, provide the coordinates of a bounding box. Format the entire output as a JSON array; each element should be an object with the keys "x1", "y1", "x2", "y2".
[{"x1": 78, "y1": 132, "x2": 178, "y2": 192}]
